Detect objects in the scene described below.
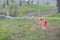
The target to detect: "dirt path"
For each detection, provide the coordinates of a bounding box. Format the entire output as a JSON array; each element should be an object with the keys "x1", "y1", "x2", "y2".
[
  {"x1": 24, "y1": 9, "x2": 58, "y2": 17},
  {"x1": 46, "y1": 24, "x2": 60, "y2": 40}
]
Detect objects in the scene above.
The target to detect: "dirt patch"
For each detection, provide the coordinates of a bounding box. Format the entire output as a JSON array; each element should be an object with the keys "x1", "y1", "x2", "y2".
[
  {"x1": 46, "y1": 24, "x2": 60, "y2": 40},
  {"x1": 24, "y1": 9, "x2": 57, "y2": 17}
]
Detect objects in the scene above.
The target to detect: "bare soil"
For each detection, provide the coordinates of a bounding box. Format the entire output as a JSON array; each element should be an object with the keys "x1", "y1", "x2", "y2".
[{"x1": 24, "y1": 9, "x2": 58, "y2": 17}]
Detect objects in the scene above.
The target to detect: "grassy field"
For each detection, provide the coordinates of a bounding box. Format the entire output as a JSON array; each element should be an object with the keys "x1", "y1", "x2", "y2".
[
  {"x1": 0, "y1": 13, "x2": 60, "y2": 40},
  {"x1": 44, "y1": 13, "x2": 60, "y2": 24},
  {"x1": 0, "y1": 18, "x2": 46, "y2": 40},
  {"x1": 0, "y1": 4, "x2": 57, "y2": 16},
  {"x1": 0, "y1": 4, "x2": 59, "y2": 40}
]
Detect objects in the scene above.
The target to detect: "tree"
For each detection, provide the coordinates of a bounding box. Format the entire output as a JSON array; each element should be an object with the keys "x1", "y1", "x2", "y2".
[
  {"x1": 46, "y1": 0, "x2": 49, "y2": 5},
  {"x1": 37, "y1": 0, "x2": 39, "y2": 4},
  {"x1": 31, "y1": 0, "x2": 33, "y2": 4},
  {"x1": 6, "y1": 0, "x2": 9, "y2": 5},
  {"x1": 19, "y1": 0, "x2": 22, "y2": 6},
  {"x1": 3, "y1": 1, "x2": 5, "y2": 8},
  {"x1": 57, "y1": 0, "x2": 60, "y2": 13},
  {"x1": 27, "y1": 0, "x2": 30, "y2": 4},
  {"x1": 5, "y1": 0, "x2": 15, "y2": 6}
]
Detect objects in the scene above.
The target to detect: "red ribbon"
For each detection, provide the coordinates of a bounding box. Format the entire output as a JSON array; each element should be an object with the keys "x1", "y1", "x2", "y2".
[
  {"x1": 36, "y1": 17, "x2": 43, "y2": 22},
  {"x1": 36, "y1": 17, "x2": 47, "y2": 29},
  {"x1": 43, "y1": 20, "x2": 47, "y2": 29}
]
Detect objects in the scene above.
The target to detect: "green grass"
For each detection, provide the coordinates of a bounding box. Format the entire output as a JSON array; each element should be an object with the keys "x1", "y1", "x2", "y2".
[
  {"x1": 45, "y1": 13, "x2": 60, "y2": 18},
  {"x1": 0, "y1": 18, "x2": 46, "y2": 40},
  {"x1": 0, "y1": 4, "x2": 59, "y2": 40},
  {"x1": 0, "y1": 4, "x2": 57, "y2": 16},
  {"x1": 0, "y1": 13, "x2": 60, "y2": 40},
  {"x1": 44, "y1": 13, "x2": 60, "y2": 24}
]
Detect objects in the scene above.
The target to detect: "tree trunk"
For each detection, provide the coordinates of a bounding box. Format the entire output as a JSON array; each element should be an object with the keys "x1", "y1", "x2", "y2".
[
  {"x1": 31, "y1": 1, "x2": 33, "y2": 4},
  {"x1": 3, "y1": 2, "x2": 5, "y2": 8},
  {"x1": 6, "y1": 0, "x2": 9, "y2": 6},
  {"x1": 27, "y1": 0, "x2": 30, "y2": 4},
  {"x1": 57, "y1": 0, "x2": 60, "y2": 13},
  {"x1": 19, "y1": 0, "x2": 22, "y2": 6},
  {"x1": 46, "y1": 0, "x2": 49, "y2": 5}
]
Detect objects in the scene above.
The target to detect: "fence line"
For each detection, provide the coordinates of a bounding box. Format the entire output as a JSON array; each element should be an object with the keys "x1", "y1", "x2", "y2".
[
  {"x1": 10, "y1": 16, "x2": 60, "y2": 20},
  {"x1": 0, "y1": 15, "x2": 60, "y2": 20}
]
